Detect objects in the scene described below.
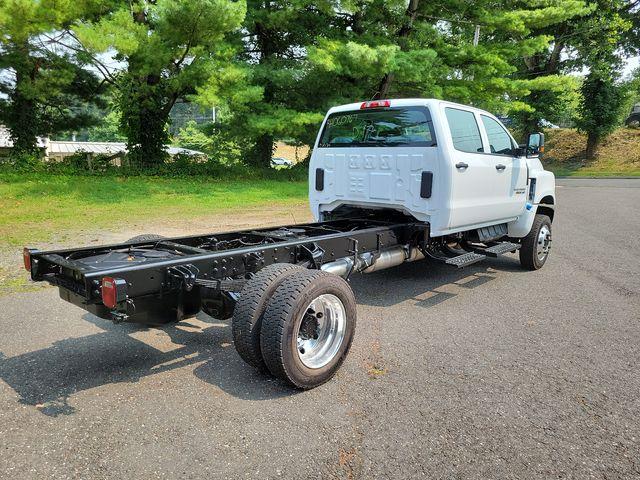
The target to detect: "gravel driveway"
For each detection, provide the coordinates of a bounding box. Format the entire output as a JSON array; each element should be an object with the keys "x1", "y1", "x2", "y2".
[{"x1": 0, "y1": 179, "x2": 638, "y2": 479}]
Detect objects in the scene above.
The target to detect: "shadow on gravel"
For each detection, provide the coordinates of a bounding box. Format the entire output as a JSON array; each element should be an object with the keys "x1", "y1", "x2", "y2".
[
  {"x1": 0, "y1": 313, "x2": 296, "y2": 417},
  {"x1": 350, "y1": 256, "x2": 525, "y2": 308},
  {"x1": 0, "y1": 255, "x2": 525, "y2": 417}
]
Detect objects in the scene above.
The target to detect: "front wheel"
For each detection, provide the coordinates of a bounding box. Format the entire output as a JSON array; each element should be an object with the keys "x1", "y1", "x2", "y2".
[{"x1": 519, "y1": 214, "x2": 552, "y2": 270}]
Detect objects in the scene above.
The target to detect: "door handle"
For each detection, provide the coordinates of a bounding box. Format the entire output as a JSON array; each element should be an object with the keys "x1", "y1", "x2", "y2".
[
  {"x1": 495, "y1": 164, "x2": 506, "y2": 171},
  {"x1": 455, "y1": 162, "x2": 469, "y2": 170}
]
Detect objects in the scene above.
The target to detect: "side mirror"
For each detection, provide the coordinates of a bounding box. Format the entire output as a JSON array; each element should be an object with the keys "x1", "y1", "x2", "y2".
[{"x1": 525, "y1": 132, "x2": 545, "y2": 158}]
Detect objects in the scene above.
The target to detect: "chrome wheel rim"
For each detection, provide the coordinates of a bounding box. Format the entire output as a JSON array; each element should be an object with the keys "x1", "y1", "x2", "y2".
[
  {"x1": 537, "y1": 224, "x2": 552, "y2": 261},
  {"x1": 296, "y1": 294, "x2": 346, "y2": 369}
]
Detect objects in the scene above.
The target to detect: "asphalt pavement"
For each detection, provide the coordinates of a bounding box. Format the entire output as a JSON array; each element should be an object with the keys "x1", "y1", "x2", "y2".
[{"x1": 0, "y1": 178, "x2": 639, "y2": 479}]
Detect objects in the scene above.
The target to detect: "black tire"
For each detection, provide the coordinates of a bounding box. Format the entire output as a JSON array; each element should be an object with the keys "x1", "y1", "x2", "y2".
[
  {"x1": 260, "y1": 270, "x2": 357, "y2": 389},
  {"x1": 519, "y1": 214, "x2": 552, "y2": 270},
  {"x1": 126, "y1": 234, "x2": 166, "y2": 243},
  {"x1": 232, "y1": 263, "x2": 305, "y2": 370}
]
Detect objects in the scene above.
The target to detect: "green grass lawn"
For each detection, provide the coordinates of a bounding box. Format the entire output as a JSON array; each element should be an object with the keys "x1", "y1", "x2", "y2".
[
  {"x1": 0, "y1": 173, "x2": 308, "y2": 247},
  {"x1": 545, "y1": 163, "x2": 640, "y2": 177}
]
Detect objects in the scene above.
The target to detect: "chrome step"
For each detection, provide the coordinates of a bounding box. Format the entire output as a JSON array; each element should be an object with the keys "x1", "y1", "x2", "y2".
[
  {"x1": 483, "y1": 242, "x2": 520, "y2": 257},
  {"x1": 445, "y1": 252, "x2": 486, "y2": 268}
]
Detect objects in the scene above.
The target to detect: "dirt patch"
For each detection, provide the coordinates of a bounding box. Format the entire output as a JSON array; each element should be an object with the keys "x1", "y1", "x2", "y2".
[
  {"x1": 543, "y1": 128, "x2": 640, "y2": 175},
  {"x1": 274, "y1": 142, "x2": 310, "y2": 163}
]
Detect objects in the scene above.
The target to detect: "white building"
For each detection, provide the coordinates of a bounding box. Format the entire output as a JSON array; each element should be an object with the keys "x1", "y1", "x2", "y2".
[{"x1": 0, "y1": 126, "x2": 204, "y2": 162}]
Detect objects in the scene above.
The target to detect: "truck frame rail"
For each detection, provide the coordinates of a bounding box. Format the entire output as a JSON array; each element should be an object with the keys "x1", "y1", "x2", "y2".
[{"x1": 26, "y1": 217, "x2": 428, "y2": 324}]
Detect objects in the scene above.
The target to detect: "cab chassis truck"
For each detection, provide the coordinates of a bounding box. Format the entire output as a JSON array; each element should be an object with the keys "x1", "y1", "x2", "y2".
[{"x1": 23, "y1": 99, "x2": 556, "y2": 389}]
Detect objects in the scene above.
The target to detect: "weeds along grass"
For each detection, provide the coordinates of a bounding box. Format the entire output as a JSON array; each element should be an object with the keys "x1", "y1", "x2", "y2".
[{"x1": 0, "y1": 172, "x2": 308, "y2": 247}]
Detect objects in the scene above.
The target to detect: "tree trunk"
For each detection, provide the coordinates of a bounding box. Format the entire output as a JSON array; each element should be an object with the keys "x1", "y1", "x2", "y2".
[
  {"x1": 120, "y1": 8, "x2": 171, "y2": 170},
  {"x1": 373, "y1": 0, "x2": 419, "y2": 99},
  {"x1": 376, "y1": 73, "x2": 394, "y2": 99},
  {"x1": 7, "y1": 46, "x2": 41, "y2": 158},
  {"x1": 10, "y1": 92, "x2": 40, "y2": 156},
  {"x1": 250, "y1": 133, "x2": 274, "y2": 168},
  {"x1": 124, "y1": 100, "x2": 170, "y2": 170},
  {"x1": 585, "y1": 133, "x2": 599, "y2": 160},
  {"x1": 251, "y1": 6, "x2": 277, "y2": 168}
]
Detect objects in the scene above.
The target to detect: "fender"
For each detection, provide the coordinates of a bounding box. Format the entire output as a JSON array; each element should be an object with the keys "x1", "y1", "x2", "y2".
[{"x1": 508, "y1": 169, "x2": 556, "y2": 238}]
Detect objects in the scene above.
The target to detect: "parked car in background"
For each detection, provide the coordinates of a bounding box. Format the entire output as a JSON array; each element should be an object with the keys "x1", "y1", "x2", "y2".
[
  {"x1": 540, "y1": 119, "x2": 560, "y2": 129},
  {"x1": 625, "y1": 103, "x2": 640, "y2": 128},
  {"x1": 270, "y1": 157, "x2": 294, "y2": 168}
]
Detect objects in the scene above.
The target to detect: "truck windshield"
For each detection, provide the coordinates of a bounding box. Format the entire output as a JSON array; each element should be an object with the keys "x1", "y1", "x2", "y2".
[{"x1": 318, "y1": 106, "x2": 436, "y2": 148}]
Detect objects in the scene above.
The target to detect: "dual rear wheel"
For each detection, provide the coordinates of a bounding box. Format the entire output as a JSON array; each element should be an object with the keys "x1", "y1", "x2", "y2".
[{"x1": 232, "y1": 264, "x2": 357, "y2": 389}]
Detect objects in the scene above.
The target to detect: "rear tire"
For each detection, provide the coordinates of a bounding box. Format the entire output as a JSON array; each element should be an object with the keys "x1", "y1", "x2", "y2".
[
  {"x1": 232, "y1": 263, "x2": 305, "y2": 370},
  {"x1": 519, "y1": 214, "x2": 552, "y2": 270},
  {"x1": 260, "y1": 270, "x2": 357, "y2": 389}
]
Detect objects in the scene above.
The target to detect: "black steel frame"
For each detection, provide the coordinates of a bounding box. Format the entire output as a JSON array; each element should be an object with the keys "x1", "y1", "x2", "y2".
[{"x1": 28, "y1": 218, "x2": 427, "y2": 323}]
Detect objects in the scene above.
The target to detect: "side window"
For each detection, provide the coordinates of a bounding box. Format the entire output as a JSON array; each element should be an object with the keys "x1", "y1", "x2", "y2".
[
  {"x1": 481, "y1": 115, "x2": 514, "y2": 155},
  {"x1": 445, "y1": 108, "x2": 484, "y2": 153}
]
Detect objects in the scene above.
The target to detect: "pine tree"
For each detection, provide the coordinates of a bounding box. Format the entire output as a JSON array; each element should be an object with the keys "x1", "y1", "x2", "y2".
[
  {"x1": 308, "y1": 1, "x2": 592, "y2": 121},
  {"x1": 204, "y1": 0, "x2": 338, "y2": 168},
  {"x1": 75, "y1": 0, "x2": 245, "y2": 169},
  {"x1": 0, "y1": 0, "x2": 105, "y2": 159}
]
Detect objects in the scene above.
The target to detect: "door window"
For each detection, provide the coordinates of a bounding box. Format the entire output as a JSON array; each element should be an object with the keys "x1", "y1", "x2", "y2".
[
  {"x1": 481, "y1": 115, "x2": 515, "y2": 155},
  {"x1": 445, "y1": 108, "x2": 484, "y2": 153}
]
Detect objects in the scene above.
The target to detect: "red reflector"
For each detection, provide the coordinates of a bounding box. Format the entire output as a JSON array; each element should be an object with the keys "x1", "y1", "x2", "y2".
[
  {"x1": 101, "y1": 277, "x2": 118, "y2": 309},
  {"x1": 360, "y1": 100, "x2": 391, "y2": 109},
  {"x1": 23, "y1": 248, "x2": 31, "y2": 272}
]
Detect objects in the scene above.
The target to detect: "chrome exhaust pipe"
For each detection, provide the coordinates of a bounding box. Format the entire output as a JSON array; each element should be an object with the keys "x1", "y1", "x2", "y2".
[{"x1": 321, "y1": 245, "x2": 424, "y2": 277}]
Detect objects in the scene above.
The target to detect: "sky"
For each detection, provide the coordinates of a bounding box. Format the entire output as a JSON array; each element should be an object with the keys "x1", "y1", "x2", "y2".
[{"x1": 623, "y1": 56, "x2": 639, "y2": 77}]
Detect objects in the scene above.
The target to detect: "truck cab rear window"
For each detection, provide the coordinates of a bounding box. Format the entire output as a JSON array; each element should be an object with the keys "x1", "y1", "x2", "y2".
[{"x1": 318, "y1": 107, "x2": 436, "y2": 148}]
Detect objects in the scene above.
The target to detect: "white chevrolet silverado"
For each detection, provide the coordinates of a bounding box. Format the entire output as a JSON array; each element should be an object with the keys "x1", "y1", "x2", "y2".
[{"x1": 25, "y1": 98, "x2": 555, "y2": 389}]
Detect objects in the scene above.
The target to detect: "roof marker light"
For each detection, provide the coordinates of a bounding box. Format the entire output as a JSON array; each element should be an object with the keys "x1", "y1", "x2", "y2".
[{"x1": 360, "y1": 100, "x2": 391, "y2": 109}]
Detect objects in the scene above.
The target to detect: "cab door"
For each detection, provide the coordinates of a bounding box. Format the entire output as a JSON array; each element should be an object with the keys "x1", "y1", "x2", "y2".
[
  {"x1": 445, "y1": 107, "x2": 505, "y2": 230},
  {"x1": 478, "y1": 115, "x2": 528, "y2": 219}
]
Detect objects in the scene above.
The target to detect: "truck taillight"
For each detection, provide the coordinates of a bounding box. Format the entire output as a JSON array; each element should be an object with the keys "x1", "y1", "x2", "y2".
[
  {"x1": 101, "y1": 276, "x2": 127, "y2": 309},
  {"x1": 23, "y1": 248, "x2": 31, "y2": 272},
  {"x1": 360, "y1": 100, "x2": 390, "y2": 109}
]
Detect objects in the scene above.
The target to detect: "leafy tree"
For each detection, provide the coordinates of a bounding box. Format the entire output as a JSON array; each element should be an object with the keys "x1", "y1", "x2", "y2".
[
  {"x1": 573, "y1": 0, "x2": 635, "y2": 158},
  {"x1": 0, "y1": 0, "x2": 105, "y2": 158},
  {"x1": 506, "y1": 1, "x2": 594, "y2": 131},
  {"x1": 308, "y1": 0, "x2": 592, "y2": 123},
  {"x1": 83, "y1": 110, "x2": 126, "y2": 142},
  {"x1": 197, "y1": 0, "x2": 338, "y2": 168},
  {"x1": 75, "y1": 0, "x2": 246, "y2": 168}
]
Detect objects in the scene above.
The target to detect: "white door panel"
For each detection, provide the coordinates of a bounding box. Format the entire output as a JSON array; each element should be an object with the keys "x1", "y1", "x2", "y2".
[
  {"x1": 479, "y1": 114, "x2": 528, "y2": 219},
  {"x1": 448, "y1": 151, "x2": 508, "y2": 228},
  {"x1": 494, "y1": 156, "x2": 528, "y2": 217},
  {"x1": 444, "y1": 107, "x2": 509, "y2": 229}
]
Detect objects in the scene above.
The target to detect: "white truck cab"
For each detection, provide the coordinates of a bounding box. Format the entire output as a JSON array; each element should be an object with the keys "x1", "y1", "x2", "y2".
[{"x1": 309, "y1": 98, "x2": 555, "y2": 268}]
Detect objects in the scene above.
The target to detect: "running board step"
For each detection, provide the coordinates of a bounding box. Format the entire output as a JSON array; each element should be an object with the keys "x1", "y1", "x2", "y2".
[
  {"x1": 445, "y1": 252, "x2": 486, "y2": 268},
  {"x1": 483, "y1": 242, "x2": 520, "y2": 257}
]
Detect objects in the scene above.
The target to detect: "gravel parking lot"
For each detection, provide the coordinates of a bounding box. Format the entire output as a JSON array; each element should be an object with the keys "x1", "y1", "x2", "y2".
[{"x1": 1, "y1": 178, "x2": 638, "y2": 479}]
